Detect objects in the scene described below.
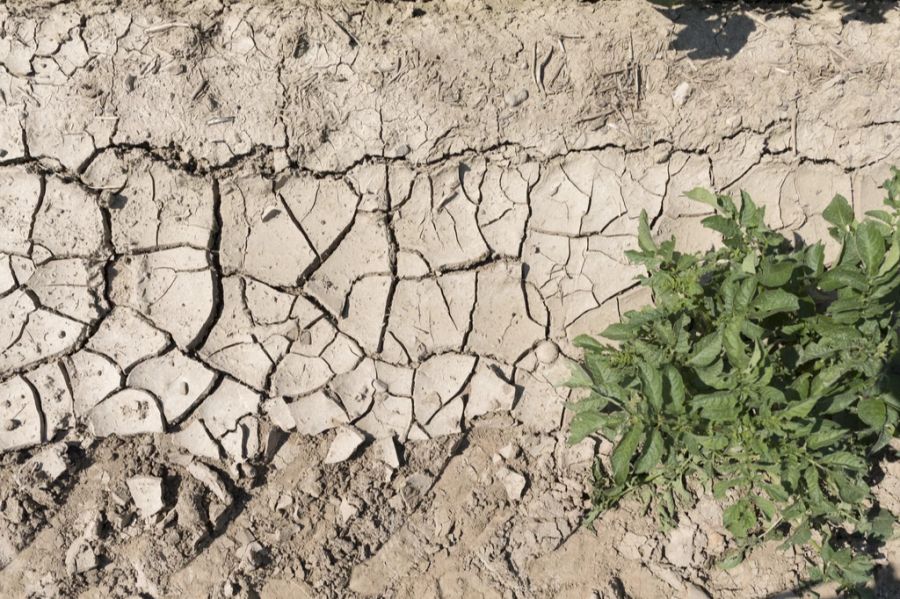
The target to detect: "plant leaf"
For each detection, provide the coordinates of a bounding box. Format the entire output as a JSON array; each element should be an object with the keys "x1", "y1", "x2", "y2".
[
  {"x1": 857, "y1": 397, "x2": 887, "y2": 429},
  {"x1": 723, "y1": 498, "x2": 756, "y2": 539},
  {"x1": 611, "y1": 424, "x2": 644, "y2": 485},
  {"x1": 684, "y1": 187, "x2": 718, "y2": 209},
  {"x1": 634, "y1": 429, "x2": 664, "y2": 474},
  {"x1": 637, "y1": 209, "x2": 657, "y2": 253},
  {"x1": 688, "y1": 330, "x2": 723, "y2": 367},
  {"x1": 822, "y1": 194, "x2": 854, "y2": 228},
  {"x1": 601, "y1": 322, "x2": 640, "y2": 341},
  {"x1": 568, "y1": 411, "x2": 605, "y2": 445},
  {"x1": 856, "y1": 221, "x2": 885, "y2": 276},
  {"x1": 639, "y1": 362, "x2": 663, "y2": 412},
  {"x1": 750, "y1": 289, "x2": 799, "y2": 318},
  {"x1": 563, "y1": 362, "x2": 593, "y2": 388}
]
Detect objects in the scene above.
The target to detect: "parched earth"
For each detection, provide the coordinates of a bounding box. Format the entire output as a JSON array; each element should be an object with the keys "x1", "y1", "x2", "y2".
[{"x1": 2, "y1": 1, "x2": 900, "y2": 598}]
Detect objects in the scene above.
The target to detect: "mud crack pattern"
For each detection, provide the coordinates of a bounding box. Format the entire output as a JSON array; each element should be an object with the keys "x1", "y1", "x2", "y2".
[{"x1": 2, "y1": 1, "x2": 900, "y2": 598}]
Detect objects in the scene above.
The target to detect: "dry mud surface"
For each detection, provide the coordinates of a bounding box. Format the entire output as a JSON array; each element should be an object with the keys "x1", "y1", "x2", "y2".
[{"x1": 3, "y1": 1, "x2": 900, "y2": 598}]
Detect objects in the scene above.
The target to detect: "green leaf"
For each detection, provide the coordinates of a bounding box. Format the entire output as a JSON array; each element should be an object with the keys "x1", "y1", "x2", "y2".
[
  {"x1": 819, "y1": 451, "x2": 867, "y2": 472},
  {"x1": 820, "y1": 266, "x2": 868, "y2": 292},
  {"x1": 810, "y1": 364, "x2": 847, "y2": 399},
  {"x1": 568, "y1": 411, "x2": 605, "y2": 444},
  {"x1": 779, "y1": 397, "x2": 818, "y2": 420},
  {"x1": 573, "y1": 334, "x2": 606, "y2": 353},
  {"x1": 694, "y1": 391, "x2": 738, "y2": 421},
  {"x1": 718, "y1": 549, "x2": 745, "y2": 570},
  {"x1": 750, "y1": 289, "x2": 800, "y2": 319},
  {"x1": 723, "y1": 321, "x2": 749, "y2": 370},
  {"x1": 866, "y1": 209, "x2": 894, "y2": 223},
  {"x1": 687, "y1": 330, "x2": 723, "y2": 367},
  {"x1": 684, "y1": 187, "x2": 718, "y2": 209},
  {"x1": 740, "y1": 190, "x2": 762, "y2": 228},
  {"x1": 601, "y1": 322, "x2": 640, "y2": 341},
  {"x1": 562, "y1": 362, "x2": 594, "y2": 388},
  {"x1": 805, "y1": 244, "x2": 825, "y2": 277},
  {"x1": 878, "y1": 242, "x2": 900, "y2": 277},
  {"x1": 637, "y1": 209, "x2": 657, "y2": 253},
  {"x1": 807, "y1": 427, "x2": 846, "y2": 450},
  {"x1": 639, "y1": 362, "x2": 663, "y2": 412},
  {"x1": 856, "y1": 221, "x2": 886, "y2": 276},
  {"x1": 702, "y1": 215, "x2": 742, "y2": 240},
  {"x1": 723, "y1": 498, "x2": 756, "y2": 539},
  {"x1": 665, "y1": 366, "x2": 685, "y2": 411},
  {"x1": 870, "y1": 509, "x2": 894, "y2": 540},
  {"x1": 857, "y1": 397, "x2": 887, "y2": 429},
  {"x1": 779, "y1": 523, "x2": 812, "y2": 549},
  {"x1": 758, "y1": 260, "x2": 794, "y2": 288},
  {"x1": 752, "y1": 494, "x2": 777, "y2": 521},
  {"x1": 822, "y1": 194, "x2": 854, "y2": 228},
  {"x1": 634, "y1": 429, "x2": 664, "y2": 474},
  {"x1": 611, "y1": 424, "x2": 644, "y2": 485}
]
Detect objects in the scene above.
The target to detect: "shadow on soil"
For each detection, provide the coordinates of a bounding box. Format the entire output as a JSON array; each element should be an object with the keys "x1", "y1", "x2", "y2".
[
  {"x1": 766, "y1": 563, "x2": 900, "y2": 598},
  {"x1": 649, "y1": 1, "x2": 898, "y2": 60}
]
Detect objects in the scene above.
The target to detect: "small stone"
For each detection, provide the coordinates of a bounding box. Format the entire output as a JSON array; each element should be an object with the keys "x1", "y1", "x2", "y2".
[
  {"x1": 498, "y1": 442, "x2": 519, "y2": 461},
  {"x1": 242, "y1": 540, "x2": 265, "y2": 569},
  {"x1": 288, "y1": 391, "x2": 348, "y2": 435},
  {"x1": 173, "y1": 420, "x2": 222, "y2": 461},
  {"x1": 29, "y1": 444, "x2": 69, "y2": 482},
  {"x1": 504, "y1": 89, "x2": 529, "y2": 107},
  {"x1": 274, "y1": 494, "x2": 293, "y2": 512},
  {"x1": 263, "y1": 397, "x2": 295, "y2": 431},
  {"x1": 65, "y1": 539, "x2": 97, "y2": 575},
  {"x1": 672, "y1": 81, "x2": 692, "y2": 108},
  {"x1": 375, "y1": 437, "x2": 400, "y2": 469},
  {"x1": 126, "y1": 475, "x2": 165, "y2": 518},
  {"x1": 324, "y1": 425, "x2": 365, "y2": 464},
  {"x1": 2, "y1": 419, "x2": 16, "y2": 431},
  {"x1": 187, "y1": 461, "x2": 232, "y2": 505},
  {"x1": 496, "y1": 467, "x2": 527, "y2": 501},
  {"x1": 535, "y1": 340, "x2": 559, "y2": 364},
  {"x1": 339, "y1": 497, "x2": 360, "y2": 523},
  {"x1": 300, "y1": 474, "x2": 322, "y2": 498}
]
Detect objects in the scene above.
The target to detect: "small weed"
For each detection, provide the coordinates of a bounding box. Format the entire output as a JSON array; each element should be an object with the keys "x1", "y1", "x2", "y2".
[{"x1": 566, "y1": 168, "x2": 900, "y2": 595}]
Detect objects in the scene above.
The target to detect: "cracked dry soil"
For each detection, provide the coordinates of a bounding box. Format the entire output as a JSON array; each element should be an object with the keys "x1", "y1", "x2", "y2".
[{"x1": 3, "y1": 1, "x2": 900, "y2": 598}]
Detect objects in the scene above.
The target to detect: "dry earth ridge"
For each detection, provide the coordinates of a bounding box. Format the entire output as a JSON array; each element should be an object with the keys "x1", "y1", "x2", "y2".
[{"x1": 2, "y1": 1, "x2": 900, "y2": 598}]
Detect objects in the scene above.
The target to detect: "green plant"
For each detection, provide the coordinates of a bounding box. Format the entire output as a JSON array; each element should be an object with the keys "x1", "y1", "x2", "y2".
[{"x1": 566, "y1": 168, "x2": 900, "y2": 595}]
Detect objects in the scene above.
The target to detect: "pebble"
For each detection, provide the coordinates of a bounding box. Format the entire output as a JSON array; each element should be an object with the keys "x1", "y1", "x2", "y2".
[
  {"x1": 535, "y1": 340, "x2": 559, "y2": 364},
  {"x1": 127, "y1": 475, "x2": 165, "y2": 518},
  {"x1": 496, "y1": 467, "x2": 527, "y2": 501},
  {"x1": 672, "y1": 81, "x2": 692, "y2": 107},
  {"x1": 324, "y1": 426, "x2": 366, "y2": 464},
  {"x1": 504, "y1": 89, "x2": 529, "y2": 107}
]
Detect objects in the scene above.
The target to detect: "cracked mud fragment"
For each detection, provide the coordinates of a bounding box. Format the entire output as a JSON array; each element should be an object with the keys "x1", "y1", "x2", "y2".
[
  {"x1": 88, "y1": 388, "x2": 165, "y2": 437},
  {"x1": 109, "y1": 247, "x2": 215, "y2": 349},
  {"x1": 394, "y1": 166, "x2": 489, "y2": 271},
  {"x1": 127, "y1": 349, "x2": 217, "y2": 425},
  {"x1": 86, "y1": 153, "x2": 215, "y2": 252},
  {"x1": 386, "y1": 272, "x2": 475, "y2": 360}
]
